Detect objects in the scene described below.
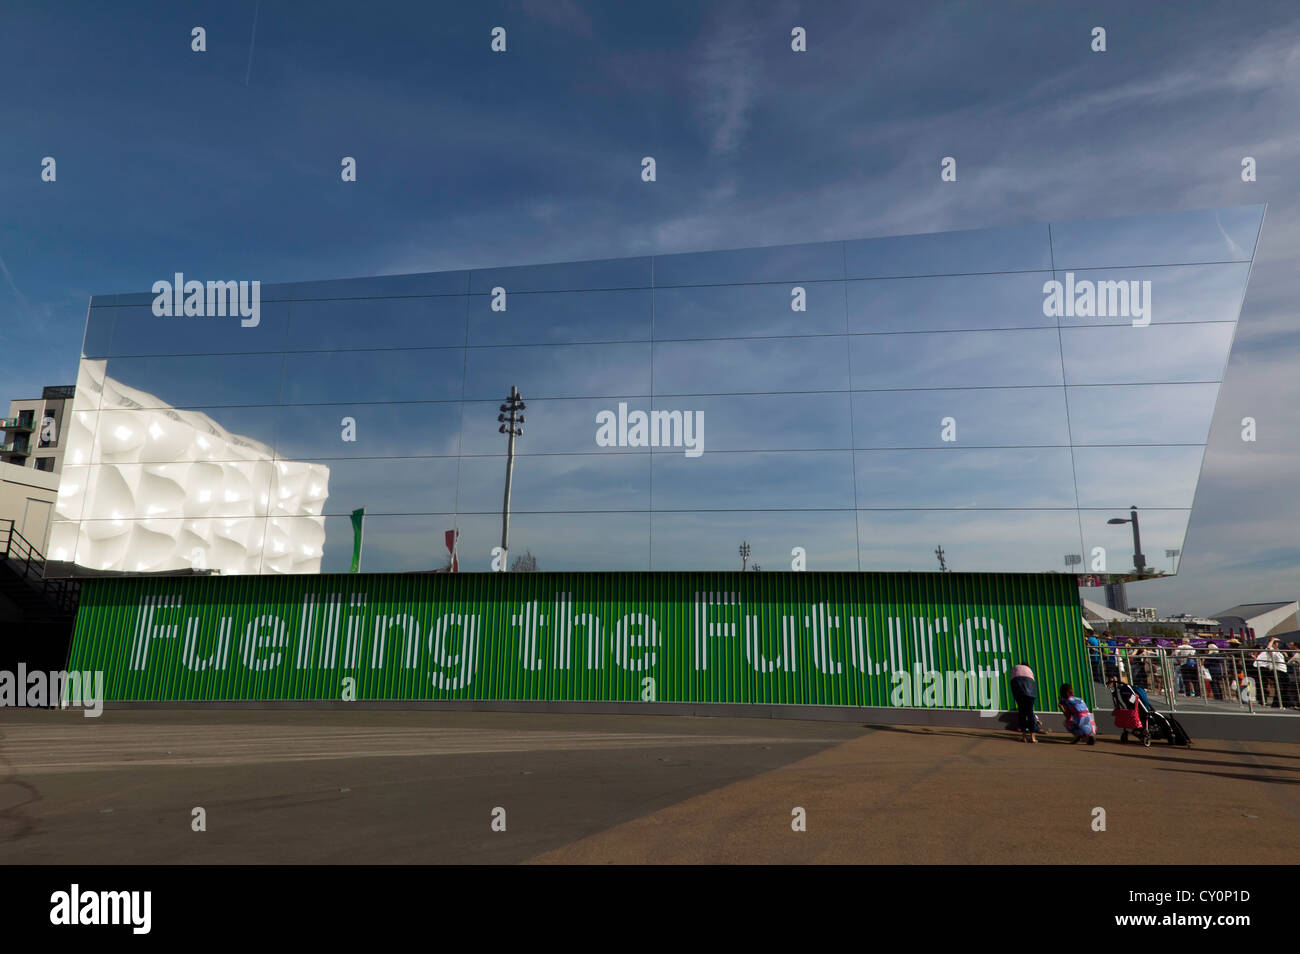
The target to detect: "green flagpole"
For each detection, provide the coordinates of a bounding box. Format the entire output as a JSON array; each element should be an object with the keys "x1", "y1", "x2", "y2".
[{"x1": 349, "y1": 507, "x2": 365, "y2": 573}]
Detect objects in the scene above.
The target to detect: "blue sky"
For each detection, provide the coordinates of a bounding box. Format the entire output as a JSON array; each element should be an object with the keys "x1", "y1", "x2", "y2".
[{"x1": 2, "y1": 1, "x2": 1298, "y2": 613}]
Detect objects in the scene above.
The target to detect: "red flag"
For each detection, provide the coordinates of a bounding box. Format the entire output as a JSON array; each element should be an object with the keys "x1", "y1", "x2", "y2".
[{"x1": 445, "y1": 529, "x2": 459, "y2": 573}]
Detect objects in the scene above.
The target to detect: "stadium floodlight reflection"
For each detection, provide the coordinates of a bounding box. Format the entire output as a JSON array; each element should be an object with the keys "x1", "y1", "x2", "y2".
[
  {"x1": 1107, "y1": 507, "x2": 1147, "y2": 578},
  {"x1": 52, "y1": 204, "x2": 1264, "y2": 577},
  {"x1": 497, "y1": 385, "x2": 525, "y2": 571}
]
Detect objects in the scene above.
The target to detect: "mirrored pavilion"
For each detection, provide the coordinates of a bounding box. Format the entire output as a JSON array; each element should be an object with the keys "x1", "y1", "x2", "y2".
[{"x1": 48, "y1": 204, "x2": 1264, "y2": 576}]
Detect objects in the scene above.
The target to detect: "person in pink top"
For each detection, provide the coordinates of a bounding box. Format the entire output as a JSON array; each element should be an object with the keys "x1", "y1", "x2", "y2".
[{"x1": 1008, "y1": 663, "x2": 1038, "y2": 743}]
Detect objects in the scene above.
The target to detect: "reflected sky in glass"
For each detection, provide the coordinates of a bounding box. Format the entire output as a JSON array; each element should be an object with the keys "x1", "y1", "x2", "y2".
[
  {"x1": 67, "y1": 206, "x2": 1260, "y2": 576},
  {"x1": 848, "y1": 272, "x2": 1053, "y2": 333},
  {"x1": 1050, "y1": 205, "x2": 1264, "y2": 269}
]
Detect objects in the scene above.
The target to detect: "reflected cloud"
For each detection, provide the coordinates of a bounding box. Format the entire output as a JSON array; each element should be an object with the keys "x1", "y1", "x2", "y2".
[{"x1": 59, "y1": 206, "x2": 1261, "y2": 576}]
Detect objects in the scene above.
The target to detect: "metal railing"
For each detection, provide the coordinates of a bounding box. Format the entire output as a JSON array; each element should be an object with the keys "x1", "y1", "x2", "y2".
[
  {"x1": 0, "y1": 518, "x2": 80, "y2": 615},
  {"x1": 1089, "y1": 645, "x2": 1300, "y2": 714}
]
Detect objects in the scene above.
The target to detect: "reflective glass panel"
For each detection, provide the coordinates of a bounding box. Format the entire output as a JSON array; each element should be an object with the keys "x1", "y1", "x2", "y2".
[
  {"x1": 109, "y1": 302, "x2": 290, "y2": 356},
  {"x1": 82, "y1": 307, "x2": 115, "y2": 358},
  {"x1": 653, "y1": 281, "x2": 846, "y2": 340},
  {"x1": 103, "y1": 354, "x2": 285, "y2": 408},
  {"x1": 53, "y1": 465, "x2": 91, "y2": 523},
  {"x1": 845, "y1": 223, "x2": 1052, "y2": 278},
  {"x1": 649, "y1": 393, "x2": 851, "y2": 452},
  {"x1": 1078, "y1": 509, "x2": 1193, "y2": 576},
  {"x1": 1066, "y1": 384, "x2": 1220, "y2": 446},
  {"x1": 470, "y1": 257, "x2": 651, "y2": 294},
  {"x1": 857, "y1": 509, "x2": 1083, "y2": 573},
  {"x1": 72, "y1": 516, "x2": 268, "y2": 575},
  {"x1": 654, "y1": 337, "x2": 849, "y2": 395},
  {"x1": 92, "y1": 405, "x2": 280, "y2": 464},
  {"x1": 853, "y1": 448, "x2": 1077, "y2": 509},
  {"x1": 282, "y1": 349, "x2": 465, "y2": 404},
  {"x1": 271, "y1": 456, "x2": 460, "y2": 516},
  {"x1": 59, "y1": 205, "x2": 1262, "y2": 577},
  {"x1": 1073, "y1": 445, "x2": 1206, "y2": 510},
  {"x1": 848, "y1": 272, "x2": 1054, "y2": 334},
  {"x1": 850, "y1": 329, "x2": 1064, "y2": 390},
  {"x1": 454, "y1": 511, "x2": 651, "y2": 571},
  {"x1": 268, "y1": 513, "x2": 450, "y2": 574},
  {"x1": 1061, "y1": 324, "x2": 1236, "y2": 385},
  {"x1": 81, "y1": 461, "x2": 276, "y2": 521},
  {"x1": 275, "y1": 402, "x2": 462, "y2": 460},
  {"x1": 652, "y1": 451, "x2": 855, "y2": 511},
  {"x1": 467, "y1": 288, "x2": 650, "y2": 346},
  {"x1": 654, "y1": 241, "x2": 843, "y2": 287},
  {"x1": 458, "y1": 397, "x2": 645, "y2": 457},
  {"x1": 1046, "y1": 263, "x2": 1250, "y2": 330},
  {"x1": 651, "y1": 510, "x2": 858, "y2": 570},
  {"x1": 1050, "y1": 205, "x2": 1264, "y2": 269},
  {"x1": 457, "y1": 453, "x2": 650, "y2": 514},
  {"x1": 288, "y1": 297, "x2": 467, "y2": 350},
  {"x1": 267, "y1": 271, "x2": 470, "y2": 301},
  {"x1": 852, "y1": 387, "x2": 1069, "y2": 448},
  {"x1": 463, "y1": 342, "x2": 650, "y2": 400}
]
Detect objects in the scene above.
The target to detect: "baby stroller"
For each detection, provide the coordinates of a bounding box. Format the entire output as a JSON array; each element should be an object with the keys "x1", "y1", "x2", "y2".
[{"x1": 1111, "y1": 681, "x2": 1192, "y2": 747}]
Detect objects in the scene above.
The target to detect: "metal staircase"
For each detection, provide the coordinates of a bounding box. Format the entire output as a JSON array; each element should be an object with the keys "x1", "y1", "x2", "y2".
[{"x1": 0, "y1": 519, "x2": 80, "y2": 619}]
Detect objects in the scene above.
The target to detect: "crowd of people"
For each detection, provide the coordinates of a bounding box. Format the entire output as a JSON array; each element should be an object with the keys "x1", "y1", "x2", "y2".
[{"x1": 1084, "y1": 631, "x2": 1300, "y2": 709}]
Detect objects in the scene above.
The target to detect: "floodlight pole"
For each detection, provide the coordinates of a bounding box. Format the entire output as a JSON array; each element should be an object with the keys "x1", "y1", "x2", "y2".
[
  {"x1": 1129, "y1": 506, "x2": 1145, "y2": 577},
  {"x1": 498, "y1": 386, "x2": 525, "y2": 570},
  {"x1": 1108, "y1": 506, "x2": 1145, "y2": 578}
]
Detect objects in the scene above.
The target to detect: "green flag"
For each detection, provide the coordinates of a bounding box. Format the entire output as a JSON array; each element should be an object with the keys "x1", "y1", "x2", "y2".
[{"x1": 349, "y1": 507, "x2": 365, "y2": 573}]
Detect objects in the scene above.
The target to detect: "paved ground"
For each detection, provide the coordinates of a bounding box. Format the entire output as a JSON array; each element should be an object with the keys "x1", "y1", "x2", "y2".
[{"x1": 1, "y1": 708, "x2": 1297, "y2": 864}]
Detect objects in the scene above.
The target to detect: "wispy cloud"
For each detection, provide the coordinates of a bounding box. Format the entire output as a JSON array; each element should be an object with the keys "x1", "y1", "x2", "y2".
[
  {"x1": 0, "y1": 249, "x2": 29, "y2": 311},
  {"x1": 690, "y1": 8, "x2": 761, "y2": 156},
  {"x1": 520, "y1": 0, "x2": 594, "y2": 38}
]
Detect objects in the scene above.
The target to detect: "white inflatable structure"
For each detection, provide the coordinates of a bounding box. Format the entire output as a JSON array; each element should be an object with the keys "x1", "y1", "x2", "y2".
[{"x1": 49, "y1": 360, "x2": 329, "y2": 574}]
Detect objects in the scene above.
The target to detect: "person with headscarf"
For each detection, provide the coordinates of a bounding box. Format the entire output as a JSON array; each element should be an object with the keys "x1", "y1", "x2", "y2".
[
  {"x1": 1009, "y1": 662, "x2": 1038, "y2": 743},
  {"x1": 1059, "y1": 683, "x2": 1096, "y2": 745}
]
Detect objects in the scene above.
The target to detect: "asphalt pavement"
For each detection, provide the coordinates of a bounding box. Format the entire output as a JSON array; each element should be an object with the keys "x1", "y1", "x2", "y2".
[{"x1": 2, "y1": 708, "x2": 1296, "y2": 864}]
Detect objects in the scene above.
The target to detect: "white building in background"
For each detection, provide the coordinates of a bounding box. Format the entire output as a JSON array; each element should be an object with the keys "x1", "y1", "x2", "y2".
[
  {"x1": 47, "y1": 360, "x2": 329, "y2": 575},
  {"x1": 1212, "y1": 601, "x2": 1300, "y2": 644}
]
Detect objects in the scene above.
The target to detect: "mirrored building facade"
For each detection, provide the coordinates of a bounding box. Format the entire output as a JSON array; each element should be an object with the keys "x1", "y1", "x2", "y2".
[{"x1": 49, "y1": 205, "x2": 1264, "y2": 576}]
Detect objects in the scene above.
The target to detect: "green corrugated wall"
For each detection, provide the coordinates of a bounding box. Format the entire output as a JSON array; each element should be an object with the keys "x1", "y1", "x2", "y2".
[{"x1": 66, "y1": 571, "x2": 1090, "y2": 710}]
